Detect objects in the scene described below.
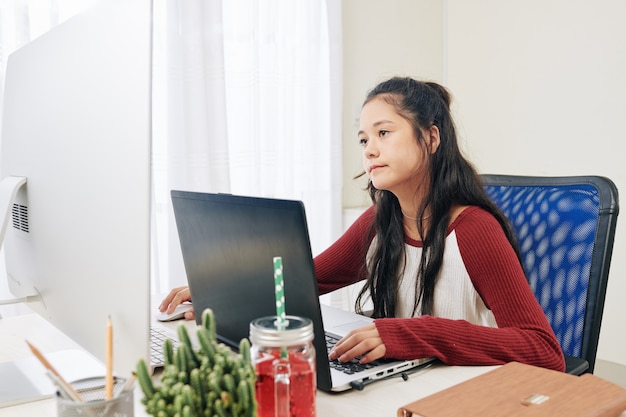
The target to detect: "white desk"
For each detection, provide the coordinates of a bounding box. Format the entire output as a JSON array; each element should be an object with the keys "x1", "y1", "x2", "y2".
[{"x1": 0, "y1": 313, "x2": 495, "y2": 416}]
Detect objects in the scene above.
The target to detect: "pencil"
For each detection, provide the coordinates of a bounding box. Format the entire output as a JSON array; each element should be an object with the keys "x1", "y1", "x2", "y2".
[
  {"x1": 117, "y1": 372, "x2": 136, "y2": 397},
  {"x1": 25, "y1": 340, "x2": 84, "y2": 402},
  {"x1": 105, "y1": 315, "x2": 114, "y2": 400}
]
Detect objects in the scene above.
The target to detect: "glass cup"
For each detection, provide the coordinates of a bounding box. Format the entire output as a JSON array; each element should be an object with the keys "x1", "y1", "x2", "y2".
[{"x1": 250, "y1": 315, "x2": 316, "y2": 417}]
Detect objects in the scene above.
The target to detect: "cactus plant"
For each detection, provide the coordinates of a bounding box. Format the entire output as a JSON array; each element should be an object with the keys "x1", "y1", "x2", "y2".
[{"x1": 136, "y1": 308, "x2": 257, "y2": 417}]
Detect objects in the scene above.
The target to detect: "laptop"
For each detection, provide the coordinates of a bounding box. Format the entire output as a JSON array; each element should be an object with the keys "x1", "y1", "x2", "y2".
[{"x1": 170, "y1": 190, "x2": 433, "y2": 392}]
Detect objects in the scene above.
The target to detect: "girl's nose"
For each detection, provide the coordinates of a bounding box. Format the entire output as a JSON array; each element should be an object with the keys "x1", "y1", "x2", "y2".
[{"x1": 364, "y1": 140, "x2": 378, "y2": 158}]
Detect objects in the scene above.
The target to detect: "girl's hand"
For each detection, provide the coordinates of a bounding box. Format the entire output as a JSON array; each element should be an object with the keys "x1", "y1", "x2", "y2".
[
  {"x1": 159, "y1": 286, "x2": 195, "y2": 320},
  {"x1": 328, "y1": 323, "x2": 386, "y2": 364}
]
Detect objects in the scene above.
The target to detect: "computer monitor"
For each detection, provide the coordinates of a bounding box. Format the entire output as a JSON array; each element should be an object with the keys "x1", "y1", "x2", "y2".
[{"x1": 0, "y1": 0, "x2": 152, "y2": 378}]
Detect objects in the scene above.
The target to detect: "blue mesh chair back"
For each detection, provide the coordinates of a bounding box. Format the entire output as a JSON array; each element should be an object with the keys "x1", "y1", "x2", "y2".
[{"x1": 482, "y1": 175, "x2": 619, "y2": 374}]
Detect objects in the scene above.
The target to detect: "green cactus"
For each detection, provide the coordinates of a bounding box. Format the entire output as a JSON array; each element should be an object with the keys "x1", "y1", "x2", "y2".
[{"x1": 137, "y1": 308, "x2": 257, "y2": 417}]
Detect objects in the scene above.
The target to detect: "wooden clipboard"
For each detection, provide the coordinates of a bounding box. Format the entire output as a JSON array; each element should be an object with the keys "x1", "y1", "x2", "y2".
[{"x1": 398, "y1": 362, "x2": 626, "y2": 417}]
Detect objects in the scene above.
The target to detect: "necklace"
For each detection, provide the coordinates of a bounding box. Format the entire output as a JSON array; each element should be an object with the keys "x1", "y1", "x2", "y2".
[{"x1": 402, "y1": 211, "x2": 432, "y2": 221}]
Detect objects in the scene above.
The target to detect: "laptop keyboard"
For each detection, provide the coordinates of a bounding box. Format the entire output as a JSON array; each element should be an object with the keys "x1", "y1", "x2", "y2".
[
  {"x1": 326, "y1": 333, "x2": 377, "y2": 375},
  {"x1": 152, "y1": 327, "x2": 377, "y2": 375},
  {"x1": 150, "y1": 326, "x2": 179, "y2": 367}
]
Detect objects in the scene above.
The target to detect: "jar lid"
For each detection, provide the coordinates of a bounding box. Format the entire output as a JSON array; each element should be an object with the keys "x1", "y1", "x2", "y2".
[{"x1": 249, "y1": 315, "x2": 314, "y2": 347}]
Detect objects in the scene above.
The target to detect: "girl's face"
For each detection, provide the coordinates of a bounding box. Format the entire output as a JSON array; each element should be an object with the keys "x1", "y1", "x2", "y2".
[{"x1": 359, "y1": 97, "x2": 434, "y2": 197}]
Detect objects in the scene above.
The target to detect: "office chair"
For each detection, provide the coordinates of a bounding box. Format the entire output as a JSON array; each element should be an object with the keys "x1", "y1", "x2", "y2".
[{"x1": 482, "y1": 175, "x2": 619, "y2": 375}]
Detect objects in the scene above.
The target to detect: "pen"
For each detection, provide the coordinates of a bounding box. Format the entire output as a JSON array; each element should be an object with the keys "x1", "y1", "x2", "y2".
[
  {"x1": 105, "y1": 315, "x2": 114, "y2": 400},
  {"x1": 45, "y1": 370, "x2": 82, "y2": 402},
  {"x1": 26, "y1": 340, "x2": 84, "y2": 402}
]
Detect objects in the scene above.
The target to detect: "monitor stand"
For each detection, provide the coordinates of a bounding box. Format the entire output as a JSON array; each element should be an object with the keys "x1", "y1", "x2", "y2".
[
  {"x1": 0, "y1": 176, "x2": 26, "y2": 245},
  {"x1": 0, "y1": 176, "x2": 36, "y2": 308}
]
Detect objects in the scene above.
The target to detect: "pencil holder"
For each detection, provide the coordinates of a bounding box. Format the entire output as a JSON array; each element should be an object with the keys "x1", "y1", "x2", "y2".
[{"x1": 56, "y1": 376, "x2": 133, "y2": 417}]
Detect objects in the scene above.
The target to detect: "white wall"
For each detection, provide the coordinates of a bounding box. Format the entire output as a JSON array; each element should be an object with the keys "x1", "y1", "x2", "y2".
[
  {"x1": 342, "y1": 0, "x2": 444, "y2": 209},
  {"x1": 343, "y1": 0, "x2": 626, "y2": 370},
  {"x1": 445, "y1": 0, "x2": 626, "y2": 368}
]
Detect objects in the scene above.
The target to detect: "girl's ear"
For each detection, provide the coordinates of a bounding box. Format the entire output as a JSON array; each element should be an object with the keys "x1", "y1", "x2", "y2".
[{"x1": 427, "y1": 125, "x2": 441, "y2": 154}]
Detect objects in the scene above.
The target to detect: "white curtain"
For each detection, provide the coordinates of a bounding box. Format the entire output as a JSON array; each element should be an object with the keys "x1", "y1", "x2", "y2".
[{"x1": 150, "y1": 0, "x2": 343, "y2": 294}]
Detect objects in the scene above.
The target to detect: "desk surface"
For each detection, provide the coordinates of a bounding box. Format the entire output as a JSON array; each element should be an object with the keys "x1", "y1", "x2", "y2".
[{"x1": 0, "y1": 313, "x2": 495, "y2": 416}]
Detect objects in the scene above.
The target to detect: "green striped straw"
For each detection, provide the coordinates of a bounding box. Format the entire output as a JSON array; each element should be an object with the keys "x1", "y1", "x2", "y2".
[
  {"x1": 273, "y1": 256, "x2": 286, "y2": 329},
  {"x1": 273, "y1": 256, "x2": 288, "y2": 359}
]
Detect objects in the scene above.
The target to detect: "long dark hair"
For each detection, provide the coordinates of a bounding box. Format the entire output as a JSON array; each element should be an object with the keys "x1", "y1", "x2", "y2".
[{"x1": 355, "y1": 77, "x2": 521, "y2": 318}]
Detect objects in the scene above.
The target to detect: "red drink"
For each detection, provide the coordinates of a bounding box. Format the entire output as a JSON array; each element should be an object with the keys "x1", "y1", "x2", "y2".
[{"x1": 255, "y1": 350, "x2": 316, "y2": 417}]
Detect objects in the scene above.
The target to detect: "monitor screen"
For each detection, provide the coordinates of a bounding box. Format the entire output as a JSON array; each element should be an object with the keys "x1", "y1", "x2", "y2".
[{"x1": 0, "y1": 0, "x2": 153, "y2": 377}]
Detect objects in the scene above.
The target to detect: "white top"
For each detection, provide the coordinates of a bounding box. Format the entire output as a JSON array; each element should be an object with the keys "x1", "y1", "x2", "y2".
[{"x1": 396, "y1": 231, "x2": 497, "y2": 327}]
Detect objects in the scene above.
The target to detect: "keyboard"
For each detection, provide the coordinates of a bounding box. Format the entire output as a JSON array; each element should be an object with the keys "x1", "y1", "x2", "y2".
[
  {"x1": 150, "y1": 326, "x2": 179, "y2": 367},
  {"x1": 325, "y1": 333, "x2": 377, "y2": 375}
]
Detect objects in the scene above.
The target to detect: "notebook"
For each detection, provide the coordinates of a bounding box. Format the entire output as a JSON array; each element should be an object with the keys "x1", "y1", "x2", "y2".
[
  {"x1": 170, "y1": 190, "x2": 433, "y2": 392},
  {"x1": 397, "y1": 361, "x2": 626, "y2": 417},
  {"x1": 0, "y1": 349, "x2": 105, "y2": 408}
]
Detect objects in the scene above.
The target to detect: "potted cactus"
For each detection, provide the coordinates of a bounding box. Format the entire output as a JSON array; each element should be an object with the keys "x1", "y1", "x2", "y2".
[{"x1": 136, "y1": 309, "x2": 257, "y2": 417}]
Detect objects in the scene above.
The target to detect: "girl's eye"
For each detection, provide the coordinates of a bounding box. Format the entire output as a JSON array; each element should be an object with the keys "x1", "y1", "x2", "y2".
[
  {"x1": 358, "y1": 137, "x2": 368, "y2": 146},
  {"x1": 379, "y1": 130, "x2": 389, "y2": 137}
]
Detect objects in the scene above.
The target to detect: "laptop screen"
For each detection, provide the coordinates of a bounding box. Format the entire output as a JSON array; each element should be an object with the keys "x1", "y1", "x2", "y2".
[{"x1": 170, "y1": 190, "x2": 333, "y2": 390}]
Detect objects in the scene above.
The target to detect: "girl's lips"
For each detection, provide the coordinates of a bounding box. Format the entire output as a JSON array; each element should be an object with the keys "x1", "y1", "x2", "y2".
[{"x1": 369, "y1": 165, "x2": 384, "y2": 173}]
